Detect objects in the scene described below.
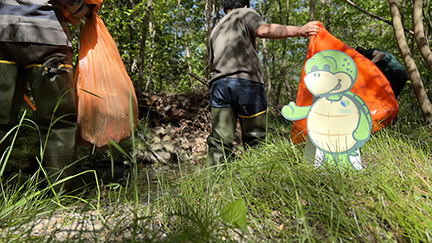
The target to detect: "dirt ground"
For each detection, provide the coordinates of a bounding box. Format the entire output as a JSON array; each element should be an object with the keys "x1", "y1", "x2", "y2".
[
  {"x1": 136, "y1": 88, "x2": 212, "y2": 165},
  {"x1": 3, "y1": 87, "x2": 282, "y2": 184},
  {"x1": 3, "y1": 88, "x2": 215, "y2": 183}
]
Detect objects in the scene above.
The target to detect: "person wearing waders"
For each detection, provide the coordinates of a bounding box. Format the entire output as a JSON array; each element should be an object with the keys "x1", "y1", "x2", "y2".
[
  {"x1": 355, "y1": 47, "x2": 408, "y2": 125},
  {"x1": 207, "y1": 0, "x2": 319, "y2": 167},
  {"x1": 0, "y1": 0, "x2": 92, "y2": 193},
  {"x1": 355, "y1": 47, "x2": 408, "y2": 100}
]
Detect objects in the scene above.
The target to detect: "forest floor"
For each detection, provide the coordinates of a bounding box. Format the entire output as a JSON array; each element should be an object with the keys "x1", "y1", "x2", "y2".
[
  {"x1": 5, "y1": 88, "x2": 215, "y2": 179},
  {"x1": 133, "y1": 87, "x2": 267, "y2": 166},
  {"x1": 4, "y1": 87, "x2": 287, "y2": 180},
  {"x1": 135, "y1": 87, "x2": 213, "y2": 165},
  {"x1": 1, "y1": 87, "x2": 292, "y2": 242},
  {"x1": 3, "y1": 88, "x2": 432, "y2": 242}
]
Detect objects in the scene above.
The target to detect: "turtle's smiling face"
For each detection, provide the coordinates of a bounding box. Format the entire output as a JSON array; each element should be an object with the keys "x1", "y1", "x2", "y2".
[{"x1": 304, "y1": 50, "x2": 357, "y2": 97}]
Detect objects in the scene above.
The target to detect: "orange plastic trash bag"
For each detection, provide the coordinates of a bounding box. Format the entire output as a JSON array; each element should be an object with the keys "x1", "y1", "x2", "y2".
[
  {"x1": 74, "y1": 6, "x2": 138, "y2": 148},
  {"x1": 291, "y1": 22, "x2": 398, "y2": 144},
  {"x1": 62, "y1": 0, "x2": 102, "y2": 26}
]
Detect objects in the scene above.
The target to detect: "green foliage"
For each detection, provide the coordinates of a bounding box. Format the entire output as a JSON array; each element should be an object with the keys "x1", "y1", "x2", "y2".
[
  {"x1": 67, "y1": 0, "x2": 432, "y2": 124},
  {"x1": 74, "y1": 0, "x2": 207, "y2": 93},
  {"x1": 220, "y1": 198, "x2": 248, "y2": 231}
]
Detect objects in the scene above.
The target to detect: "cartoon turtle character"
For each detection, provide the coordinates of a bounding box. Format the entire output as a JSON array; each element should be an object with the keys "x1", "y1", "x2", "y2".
[{"x1": 282, "y1": 50, "x2": 372, "y2": 169}]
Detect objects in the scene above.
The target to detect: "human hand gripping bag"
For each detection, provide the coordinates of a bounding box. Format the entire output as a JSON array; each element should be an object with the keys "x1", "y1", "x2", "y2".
[
  {"x1": 291, "y1": 22, "x2": 398, "y2": 143},
  {"x1": 72, "y1": 0, "x2": 139, "y2": 148}
]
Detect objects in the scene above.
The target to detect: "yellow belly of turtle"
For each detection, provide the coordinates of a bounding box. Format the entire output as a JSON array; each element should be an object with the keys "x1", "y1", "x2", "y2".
[{"x1": 307, "y1": 98, "x2": 359, "y2": 153}]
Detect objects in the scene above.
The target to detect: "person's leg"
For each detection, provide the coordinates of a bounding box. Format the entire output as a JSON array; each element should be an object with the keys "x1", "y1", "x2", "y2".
[
  {"x1": 385, "y1": 70, "x2": 408, "y2": 99},
  {"x1": 206, "y1": 107, "x2": 237, "y2": 167},
  {"x1": 385, "y1": 70, "x2": 408, "y2": 126},
  {"x1": 206, "y1": 78, "x2": 238, "y2": 167},
  {"x1": 239, "y1": 112, "x2": 266, "y2": 148},
  {"x1": 24, "y1": 46, "x2": 78, "y2": 192},
  {"x1": 0, "y1": 61, "x2": 26, "y2": 158},
  {"x1": 0, "y1": 43, "x2": 27, "y2": 160},
  {"x1": 233, "y1": 79, "x2": 267, "y2": 148}
]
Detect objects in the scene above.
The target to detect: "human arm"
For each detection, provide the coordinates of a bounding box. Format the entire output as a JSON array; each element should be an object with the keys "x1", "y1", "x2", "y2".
[
  {"x1": 370, "y1": 50, "x2": 386, "y2": 64},
  {"x1": 254, "y1": 21, "x2": 319, "y2": 39}
]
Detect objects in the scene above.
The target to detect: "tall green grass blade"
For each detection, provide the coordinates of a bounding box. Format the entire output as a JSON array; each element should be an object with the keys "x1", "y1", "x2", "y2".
[{"x1": 0, "y1": 111, "x2": 27, "y2": 177}]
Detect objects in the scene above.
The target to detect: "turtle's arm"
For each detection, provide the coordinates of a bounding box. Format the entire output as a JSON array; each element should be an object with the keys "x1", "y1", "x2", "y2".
[
  {"x1": 281, "y1": 102, "x2": 310, "y2": 121},
  {"x1": 353, "y1": 95, "x2": 372, "y2": 141}
]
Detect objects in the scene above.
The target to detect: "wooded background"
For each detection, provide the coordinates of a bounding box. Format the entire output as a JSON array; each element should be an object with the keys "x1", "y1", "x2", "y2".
[{"x1": 70, "y1": 0, "x2": 432, "y2": 127}]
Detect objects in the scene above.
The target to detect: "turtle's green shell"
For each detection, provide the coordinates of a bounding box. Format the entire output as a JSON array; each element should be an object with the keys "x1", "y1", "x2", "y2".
[{"x1": 307, "y1": 96, "x2": 359, "y2": 153}]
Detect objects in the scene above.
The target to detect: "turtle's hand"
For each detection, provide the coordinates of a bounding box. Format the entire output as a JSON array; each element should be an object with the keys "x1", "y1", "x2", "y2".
[
  {"x1": 353, "y1": 114, "x2": 371, "y2": 141},
  {"x1": 281, "y1": 102, "x2": 309, "y2": 121},
  {"x1": 281, "y1": 102, "x2": 296, "y2": 118}
]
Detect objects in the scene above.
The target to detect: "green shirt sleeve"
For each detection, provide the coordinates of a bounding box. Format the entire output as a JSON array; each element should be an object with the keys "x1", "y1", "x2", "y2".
[{"x1": 243, "y1": 9, "x2": 266, "y2": 36}]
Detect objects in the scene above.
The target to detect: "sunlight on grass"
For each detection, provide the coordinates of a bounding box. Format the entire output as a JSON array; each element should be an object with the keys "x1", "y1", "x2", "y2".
[{"x1": 1, "y1": 120, "x2": 431, "y2": 241}]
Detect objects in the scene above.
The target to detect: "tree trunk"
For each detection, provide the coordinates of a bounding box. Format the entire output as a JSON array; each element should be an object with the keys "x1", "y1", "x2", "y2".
[
  {"x1": 389, "y1": 0, "x2": 432, "y2": 125},
  {"x1": 178, "y1": 0, "x2": 193, "y2": 87},
  {"x1": 126, "y1": 0, "x2": 136, "y2": 75},
  {"x1": 413, "y1": 0, "x2": 432, "y2": 73},
  {"x1": 321, "y1": 0, "x2": 330, "y2": 32},
  {"x1": 258, "y1": 0, "x2": 272, "y2": 105},
  {"x1": 425, "y1": 0, "x2": 432, "y2": 37},
  {"x1": 204, "y1": 0, "x2": 211, "y2": 80},
  {"x1": 275, "y1": 0, "x2": 290, "y2": 104},
  {"x1": 262, "y1": 40, "x2": 272, "y2": 104},
  {"x1": 138, "y1": 0, "x2": 153, "y2": 93},
  {"x1": 214, "y1": 0, "x2": 222, "y2": 29},
  {"x1": 145, "y1": 22, "x2": 155, "y2": 92},
  {"x1": 206, "y1": 0, "x2": 224, "y2": 82},
  {"x1": 310, "y1": 0, "x2": 316, "y2": 21},
  {"x1": 401, "y1": 0, "x2": 406, "y2": 28}
]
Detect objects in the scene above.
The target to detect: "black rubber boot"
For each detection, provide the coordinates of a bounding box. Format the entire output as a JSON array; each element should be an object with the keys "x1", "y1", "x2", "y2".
[
  {"x1": 26, "y1": 62, "x2": 78, "y2": 193},
  {"x1": 206, "y1": 107, "x2": 237, "y2": 167},
  {"x1": 239, "y1": 112, "x2": 267, "y2": 148}
]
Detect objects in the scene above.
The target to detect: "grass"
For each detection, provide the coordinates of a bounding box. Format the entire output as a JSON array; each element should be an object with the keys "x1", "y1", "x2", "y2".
[{"x1": 0, "y1": 112, "x2": 432, "y2": 242}]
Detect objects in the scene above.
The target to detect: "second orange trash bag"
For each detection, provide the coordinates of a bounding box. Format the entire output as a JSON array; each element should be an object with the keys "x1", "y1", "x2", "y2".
[
  {"x1": 74, "y1": 2, "x2": 139, "y2": 148},
  {"x1": 291, "y1": 22, "x2": 398, "y2": 143}
]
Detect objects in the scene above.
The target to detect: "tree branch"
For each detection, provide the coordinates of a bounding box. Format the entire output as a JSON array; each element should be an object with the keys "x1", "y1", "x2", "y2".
[
  {"x1": 344, "y1": 0, "x2": 414, "y2": 35},
  {"x1": 388, "y1": 0, "x2": 432, "y2": 125},
  {"x1": 137, "y1": 132, "x2": 168, "y2": 165},
  {"x1": 188, "y1": 73, "x2": 209, "y2": 87}
]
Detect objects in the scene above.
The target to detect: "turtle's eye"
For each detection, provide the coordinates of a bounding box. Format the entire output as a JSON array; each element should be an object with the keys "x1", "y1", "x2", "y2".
[
  {"x1": 311, "y1": 65, "x2": 319, "y2": 71},
  {"x1": 323, "y1": 64, "x2": 330, "y2": 71}
]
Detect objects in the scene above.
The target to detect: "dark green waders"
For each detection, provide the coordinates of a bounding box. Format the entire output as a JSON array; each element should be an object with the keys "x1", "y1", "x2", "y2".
[
  {"x1": 206, "y1": 107, "x2": 266, "y2": 167},
  {"x1": 207, "y1": 108, "x2": 237, "y2": 167},
  {"x1": 0, "y1": 61, "x2": 78, "y2": 193},
  {"x1": 239, "y1": 112, "x2": 267, "y2": 147},
  {"x1": 0, "y1": 62, "x2": 25, "y2": 156}
]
